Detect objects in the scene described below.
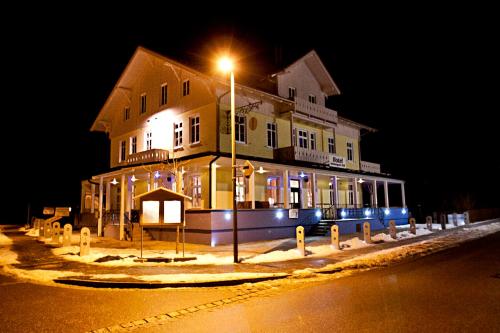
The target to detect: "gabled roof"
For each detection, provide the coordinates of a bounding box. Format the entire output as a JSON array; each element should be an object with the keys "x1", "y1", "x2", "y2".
[
  {"x1": 134, "y1": 187, "x2": 192, "y2": 200},
  {"x1": 91, "y1": 46, "x2": 212, "y2": 132},
  {"x1": 279, "y1": 50, "x2": 341, "y2": 96}
]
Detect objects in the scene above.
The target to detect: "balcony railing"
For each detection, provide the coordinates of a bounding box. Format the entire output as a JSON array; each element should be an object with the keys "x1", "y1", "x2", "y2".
[
  {"x1": 360, "y1": 160, "x2": 381, "y2": 174},
  {"x1": 120, "y1": 149, "x2": 169, "y2": 166},
  {"x1": 294, "y1": 97, "x2": 338, "y2": 124},
  {"x1": 275, "y1": 146, "x2": 329, "y2": 164}
]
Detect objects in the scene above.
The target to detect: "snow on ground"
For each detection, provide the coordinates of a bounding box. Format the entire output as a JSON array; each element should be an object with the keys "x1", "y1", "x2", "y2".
[
  {"x1": 0, "y1": 231, "x2": 18, "y2": 265},
  {"x1": 2, "y1": 265, "x2": 83, "y2": 283},
  {"x1": 24, "y1": 229, "x2": 39, "y2": 237},
  {"x1": 135, "y1": 272, "x2": 287, "y2": 283},
  {"x1": 0, "y1": 231, "x2": 13, "y2": 246}
]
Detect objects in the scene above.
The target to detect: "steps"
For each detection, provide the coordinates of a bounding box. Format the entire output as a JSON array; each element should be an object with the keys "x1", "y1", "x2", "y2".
[{"x1": 309, "y1": 219, "x2": 336, "y2": 236}]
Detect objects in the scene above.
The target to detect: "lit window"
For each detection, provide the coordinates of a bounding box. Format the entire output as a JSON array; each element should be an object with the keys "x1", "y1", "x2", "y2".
[
  {"x1": 298, "y1": 130, "x2": 308, "y2": 149},
  {"x1": 182, "y1": 80, "x2": 190, "y2": 96},
  {"x1": 308, "y1": 95, "x2": 317, "y2": 104},
  {"x1": 192, "y1": 175, "x2": 201, "y2": 207},
  {"x1": 347, "y1": 141, "x2": 354, "y2": 162},
  {"x1": 140, "y1": 94, "x2": 147, "y2": 114},
  {"x1": 266, "y1": 177, "x2": 279, "y2": 207},
  {"x1": 129, "y1": 136, "x2": 137, "y2": 154},
  {"x1": 235, "y1": 115, "x2": 246, "y2": 143},
  {"x1": 174, "y1": 122, "x2": 183, "y2": 148},
  {"x1": 236, "y1": 176, "x2": 245, "y2": 202},
  {"x1": 348, "y1": 184, "x2": 354, "y2": 206},
  {"x1": 160, "y1": 83, "x2": 168, "y2": 105},
  {"x1": 146, "y1": 131, "x2": 152, "y2": 150},
  {"x1": 190, "y1": 116, "x2": 200, "y2": 144},
  {"x1": 288, "y1": 87, "x2": 296, "y2": 100},
  {"x1": 266, "y1": 122, "x2": 277, "y2": 148}
]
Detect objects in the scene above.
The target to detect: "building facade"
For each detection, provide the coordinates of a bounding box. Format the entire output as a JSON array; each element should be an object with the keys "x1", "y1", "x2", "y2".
[{"x1": 82, "y1": 47, "x2": 408, "y2": 245}]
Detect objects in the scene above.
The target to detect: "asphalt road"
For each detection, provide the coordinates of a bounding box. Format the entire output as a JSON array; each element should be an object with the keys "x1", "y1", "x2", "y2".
[{"x1": 1, "y1": 231, "x2": 499, "y2": 332}]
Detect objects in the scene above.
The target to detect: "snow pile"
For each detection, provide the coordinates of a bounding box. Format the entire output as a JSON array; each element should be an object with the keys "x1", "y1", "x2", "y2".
[
  {"x1": 342, "y1": 237, "x2": 370, "y2": 249},
  {"x1": 24, "y1": 228, "x2": 39, "y2": 237},
  {"x1": 2, "y1": 266, "x2": 83, "y2": 283},
  {"x1": 0, "y1": 232, "x2": 13, "y2": 246},
  {"x1": 372, "y1": 233, "x2": 396, "y2": 242}
]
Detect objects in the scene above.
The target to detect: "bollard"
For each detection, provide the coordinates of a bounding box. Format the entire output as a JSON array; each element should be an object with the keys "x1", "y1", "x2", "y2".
[
  {"x1": 63, "y1": 224, "x2": 72, "y2": 247},
  {"x1": 426, "y1": 216, "x2": 433, "y2": 231},
  {"x1": 389, "y1": 220, "x2": 397, "y2": 239},
  {"x1": 409, "y1": 218, "x2": 416, "y2": 235},
  {"x1": 331, "y1": 225, "x2": 340, "y2": 250},
  {"x1": 363, "y1": 221, "x2": 371, "y2": 244},
  {"x1": 296, "y1": 226, "x2": 305, "y2": 256},
  {"x1": 464, "y1": 211, "x2": 470, "y2": 225},
  {"x1": 52, "y1": 222, "x2": 61, "y2": 244},
  {"x1": 44, "y1": 220, "x2": 52, "y2": 239},
  {"x1": 440, "y1": 213, "x2": 447, "y2": 230},
  {"x1": 80, "y1": 227, "x2": 91, "y2": 256},
  {"x1": 452, "y1": 213, "x2": 458, "y2": 226}
]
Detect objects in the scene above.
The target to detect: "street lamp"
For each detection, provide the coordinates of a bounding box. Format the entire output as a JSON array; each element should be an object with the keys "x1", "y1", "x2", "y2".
[{"x1": 218, "y1": 56, "x2": 238, "y2": 263}]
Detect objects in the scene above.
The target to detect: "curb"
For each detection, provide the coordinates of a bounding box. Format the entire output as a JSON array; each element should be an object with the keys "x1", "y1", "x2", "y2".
[{"x1": 53, "y1": 273, "x2": 289, "y2": 289}]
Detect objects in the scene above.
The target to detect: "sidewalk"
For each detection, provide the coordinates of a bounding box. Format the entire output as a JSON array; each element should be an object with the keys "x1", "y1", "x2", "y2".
[{"x1": 2, "y1": 219, "x2": 500, "y2": 288}]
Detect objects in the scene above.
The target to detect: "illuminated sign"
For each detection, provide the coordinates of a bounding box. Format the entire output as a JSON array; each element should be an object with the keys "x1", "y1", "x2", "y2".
[
  {"x1": 43, "y1": 207, "x2": 55, "y2": 215},
  {"x1": 55, "y1": 207, "x2": 71, "y2": 217},
  {"x1": 329, "y1": 154, "x2": 346, "y2": 168}
]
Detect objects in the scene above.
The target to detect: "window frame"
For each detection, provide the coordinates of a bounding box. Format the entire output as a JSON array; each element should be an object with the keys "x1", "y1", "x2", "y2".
[
  {"x1": 182, "y1": 79, "x2": 190, "y2": 97},
  {"x1": 140, "y1": 93, "x2": 147, "y2": 114},
  {"x1": 288, "y1": 87, "x2": 296, "y2": 100},
  {"x1": 328, "y1": 137, "x2": 335, "y2": 154},
  {"x1": 235, "y1": 115, "x2": 246, "y2": 144},
  {"x1": 119, "y1": 140, "x2": 126, "y2": 163},
  {"x1": 266, "y1": 122, "x2": 277, "y2": 148},
  {"x1": 129, "y1": 136, "x2": 137, "y2": 154},
  {"x1": 308, "y1": 94, "x2": 317, "y2": 104},
  {"x1": 124, "y1": 106, "x2": 130, "y2": 121},
  {"x1": 190, "y1": 115, "x2": 200, "y2": 144},
  {"x1": 310, "y1": 132, "x2": 316, "y2": 150},
  {"x1": 174, "y1": 121, "x2": 183, "y2": 148},
  {"x1": 347, "y1": 141, "x2": 354, "y2": 162},
  {"x1": 160, "y1": 83, "x2": 168, "y2": 106},
  {"x1": 298, "y1": 129, "x2": 308, "y2": 149}
]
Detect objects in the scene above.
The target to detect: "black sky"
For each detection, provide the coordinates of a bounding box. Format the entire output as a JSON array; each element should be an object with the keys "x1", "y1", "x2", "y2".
[{"x1": 3, "y1": 4, "x2": 499, "y2": 223}]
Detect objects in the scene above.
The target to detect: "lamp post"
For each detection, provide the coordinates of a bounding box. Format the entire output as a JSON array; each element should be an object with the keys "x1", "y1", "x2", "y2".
[{"x1": 218, "y1": 57, "x2": 238, "y2": 263}]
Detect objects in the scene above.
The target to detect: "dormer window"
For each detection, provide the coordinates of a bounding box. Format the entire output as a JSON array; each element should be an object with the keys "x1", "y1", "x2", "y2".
[
  {"x1": 160, "y1": 83, "x2": 168, "y2": 105},
  {"x1": 140, "y1": 93, "x2": 147, "y2": 114},
  {"x1": 182, "y1": 80, "x2": 190, "y2": 96},
  {"x1": 308, "y1": 95, "x2": 317, "y2": 104},
  {"x1": 288, "y1": 87, "x2": 296, "y2": 100}
]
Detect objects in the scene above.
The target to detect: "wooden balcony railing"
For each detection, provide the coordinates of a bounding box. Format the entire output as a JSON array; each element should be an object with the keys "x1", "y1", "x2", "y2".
[{"x1": 119, "y1": 149, "x2": 169, "y2": 166}]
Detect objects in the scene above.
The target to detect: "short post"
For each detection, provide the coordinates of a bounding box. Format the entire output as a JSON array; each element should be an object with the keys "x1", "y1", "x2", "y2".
[
  {"x1": 331, "y1": 225, "x2": 340, "y2": 250},
  {"x1": 464, "y1": 211, "x2": 470, "y2": 225},
  {"x1": 44, "y1": 220, "x2": 52, "y2": 239},
  {"x1": 389, "y1": 220, "x2": 397, "y2": 239},
  {"x1": 52, "y1": 222, "x2": 61, "y2": 244},
  {"x1": 38, "y1": 220, "x2": 44, "y2": 241},
  {"x1": 296, "y1": 226, "x2": 305, "y2": 256},
  {"x1": 63, "y1": 224, "x2": 72, "y2": 247},
  {"x1": 426, "y1": 216, "x2": 433, "y2": 231},
  {"x1": 363, "y1": 221, "x2": 371, "y2": 244},
  {"x1": 440, "y1": 213, "x2": 447, "y2": 230},
  {"x1": 409, "y1": 218, "x2": 416, "y2": 235},
  {"x1": 80, "y1": 227, "x2": 90, "y2": 256},
  {"x1": 452, "y1": 213, "x2": 458, "y2": 226}
]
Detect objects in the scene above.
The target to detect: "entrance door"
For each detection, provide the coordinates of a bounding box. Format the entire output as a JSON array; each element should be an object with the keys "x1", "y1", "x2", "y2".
[{"x1": 290, "y1": 179, "x2": 300, "y2": 209}]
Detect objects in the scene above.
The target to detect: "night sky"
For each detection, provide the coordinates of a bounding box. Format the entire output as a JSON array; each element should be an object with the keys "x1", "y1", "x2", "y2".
[{"x1": 4, "y1": 4, "x2": 498, "y2": 223}]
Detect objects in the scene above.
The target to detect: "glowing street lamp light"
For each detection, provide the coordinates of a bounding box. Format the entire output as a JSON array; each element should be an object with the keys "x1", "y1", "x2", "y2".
[{"x1": 218, "y1": 56, "x2": 238, "y2": 263}]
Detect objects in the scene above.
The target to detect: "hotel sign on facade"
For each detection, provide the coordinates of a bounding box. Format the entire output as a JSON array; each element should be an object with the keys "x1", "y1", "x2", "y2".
[{"x1": 329, "y1": 154, "x2": 346, "y2": 168}]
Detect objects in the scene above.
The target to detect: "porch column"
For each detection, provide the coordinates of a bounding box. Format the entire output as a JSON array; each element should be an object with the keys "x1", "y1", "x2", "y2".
[
  {"x1": 311, "y1": 173, "x2": 318, "y2": 207},
  {"x1": 249, "y1": 171, "x2": 255, "y2": 209},
  {"x1": 119, "y1": 174, "x2": 126, "y2": 240},
  {"x1": 373, "y1": 180, "x2": 378, "y2": 208},
  {"x1": 300, "y1": 178, "x2": 307, "y2": 209},
  {"x1": 353, "y1": 178, "x2": 359, "y2": 208},
  {"x1": 98, "y1": 177, "x2": 103, "y2": 237},
  {"x1": 105, "y1": 182, "x2": 111, "y2": 211},
  {"x1": 125, "y1": 176, "x2": 132, "y2": 219},
  {"x1": 332, "y1": 176, "x2": 338, "y2": 207},
  {"x1": 283, "y1": 169, "x2": 289, "y2": 208},
  {"x1": 149, "y1": 172, "x2": 155, "y2": 192},
  {"x1": 290, "y1": 113, "x2": 294, "y2": 146},
  {"x1": 90, "y1": 183, "x2": 95, "y2": 213},
  {"x1": 384, "y1": 181, "x2": 389, "y2": 208},
  {"x1": 211, "y1": 164, "x2": 217, "y2": 208},
  {"x1": 401, "y1": 182, "x2": 406, "y2": 208}
]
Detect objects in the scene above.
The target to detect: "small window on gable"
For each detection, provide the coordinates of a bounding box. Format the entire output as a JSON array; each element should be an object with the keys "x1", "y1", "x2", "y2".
[
  {"x1": 182, "y1": 80, "x2": 190, "y2": 96},
  {"x1": 140, "y1": 94, "x2": 147, "y2": 114},
  {"x1": 124, "y1": 107, "x2": 130, "y2": 121},
  {"x1": 288, "y1": 87, "x2": 296, "y2": 100},
  {"x1": 308, "y1": 95, "x2": 317, "y2": 104},
  {"x1": 160, "y1": 83, "x2": 168, "y2": 105}
]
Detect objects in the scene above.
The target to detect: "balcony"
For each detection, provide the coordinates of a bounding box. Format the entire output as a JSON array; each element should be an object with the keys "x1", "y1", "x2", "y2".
[
  {"x1": 120, "y1": 149, "x2": 169, "y2": 166},
  {"x1": 360, "y1": 160, "x2": 381, "y2": 174},
  {"x1": 275, "y1": 146, "x2": 329, "y2": 165},
  {"x1": 293, "y1": 97, "x2": 338, "y2": 125}
]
